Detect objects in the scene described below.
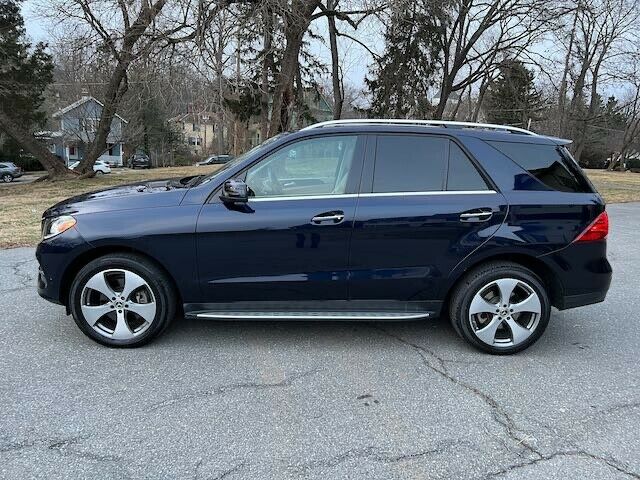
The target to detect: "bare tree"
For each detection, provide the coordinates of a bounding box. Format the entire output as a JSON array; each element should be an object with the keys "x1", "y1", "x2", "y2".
[
  {"x1": 39, "y1": 0, "x2": 176, "y2": 175},
  {"x1": 564, "y1": 0, "x2": 639, "y2": 161},
  {"x1": 431, "y1": 0, "x2": 549, "y2": 119}
]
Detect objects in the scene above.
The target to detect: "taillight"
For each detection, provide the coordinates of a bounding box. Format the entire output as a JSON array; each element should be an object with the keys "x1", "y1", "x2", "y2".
[{"x1": 574, "y1": 211, "x2": 609, "y2": 243}]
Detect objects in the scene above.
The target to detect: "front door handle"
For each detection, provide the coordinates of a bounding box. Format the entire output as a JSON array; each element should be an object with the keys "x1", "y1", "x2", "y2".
[
  {"x1": 460, "y1": 209, "x2": 493, "y2": 223},
  {"x1": 311, "y1": 211, "x2": 345, "y2": 225}
]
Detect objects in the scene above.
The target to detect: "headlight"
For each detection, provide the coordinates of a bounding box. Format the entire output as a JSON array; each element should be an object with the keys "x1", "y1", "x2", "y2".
[{"x1": 42, "y1": 215, "x2": 77, "y2": 240}]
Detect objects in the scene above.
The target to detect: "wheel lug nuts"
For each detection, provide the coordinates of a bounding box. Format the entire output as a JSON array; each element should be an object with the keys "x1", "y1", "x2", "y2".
[{"x1": 118, "y1": 310, "x2": 122, "y2": 313}]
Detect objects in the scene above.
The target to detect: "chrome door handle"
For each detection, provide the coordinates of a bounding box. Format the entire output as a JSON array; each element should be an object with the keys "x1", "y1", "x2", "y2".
[
  {"x1": 460, "y1": 209, "x2": 493, "y2": 223},
  {"x1": 311, "y1": 212, "x2": 345, "y2": 225}
]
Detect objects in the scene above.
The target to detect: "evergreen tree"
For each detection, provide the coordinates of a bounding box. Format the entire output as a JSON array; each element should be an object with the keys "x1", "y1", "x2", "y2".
[
  {"x1": 0, "y1": 0, "x2": 69, "y2": 177},
  {"x1": 485, "y1": 59, "x2": 542, "y2": 127},
  {"x1": 365, "y1": 1, "x2": 441, "y2": 118}
]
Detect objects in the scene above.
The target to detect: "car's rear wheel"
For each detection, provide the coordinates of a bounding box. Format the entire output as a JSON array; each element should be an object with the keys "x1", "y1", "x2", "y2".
[
  {"x1": 95, "y1": 170, "x2": 104, "y2": 176},
  {"x1": 69, "y1": 254, "x2": 176, "y2": 347},
  {"x1": 449, "y1": 262, "x2": 550, "y2": 354},
  {"x1": 2, "y1": 174, "x2": 13, "y2": 183}
]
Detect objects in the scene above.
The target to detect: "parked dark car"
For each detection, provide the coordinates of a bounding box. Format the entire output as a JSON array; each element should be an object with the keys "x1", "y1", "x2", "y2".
[
  {"x1": 36, "y1": 120, "x2": 611, "y2": 353},
  {"x1": 127, "y1": 154, "x2": 151, "y2": 169},
  {"x1": 0, "y1": 162, "x2": 23, "y2": 183},
  {"x1": 196, "y1": 154, "x2": 234, "y2": 166}
]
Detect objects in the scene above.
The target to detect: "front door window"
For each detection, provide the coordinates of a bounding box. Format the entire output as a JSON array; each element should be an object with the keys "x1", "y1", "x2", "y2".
[{"x1": 245, "y1": 135, "x2": 358, "y2": 198}]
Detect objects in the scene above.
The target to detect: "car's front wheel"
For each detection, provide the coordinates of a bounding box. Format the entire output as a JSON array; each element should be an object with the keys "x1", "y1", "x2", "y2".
[
  {"x1": 449, "y1": 262, "x2": 550, "y2": 354},
  {"x1": 69, "y1": 254, "x2": 176, "y2": 347},
  {"x1": 2, "y1": 174, "x2": 13, "y2": 183}
]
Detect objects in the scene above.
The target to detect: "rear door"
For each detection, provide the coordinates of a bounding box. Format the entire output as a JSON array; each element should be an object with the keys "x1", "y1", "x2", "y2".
[{"x1": 349, "y1": 134, "x2": 508, "y2": 303}]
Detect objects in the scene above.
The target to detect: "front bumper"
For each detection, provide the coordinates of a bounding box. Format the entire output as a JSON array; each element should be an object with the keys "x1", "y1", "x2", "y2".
[{"x1": 36, "y1": 227, "x2": 93, "y2": 306}]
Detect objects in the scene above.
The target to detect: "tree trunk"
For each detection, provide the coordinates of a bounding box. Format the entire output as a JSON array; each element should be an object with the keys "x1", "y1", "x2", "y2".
[
  {"x1": 260, "y1": 7, "x2": 274, "y2": 141},
  {"x1": 558, "y1": 0, "x2": 580, "y2": 137},
  {"x1": 268, "y1": 0, "x2": 320, "y2": 135},
  {"x1": 77, "y1": 0, "x2": 167, "y2": 175},
  {"x1": 0, "y1": 110, "x2": 75, "y2": 180},
  {"x1": 434, "y1": 79, "x2": 453, "y2": 120},
  {"x1": 327, "y1": 0, "x2": 343, "y2": 119}
]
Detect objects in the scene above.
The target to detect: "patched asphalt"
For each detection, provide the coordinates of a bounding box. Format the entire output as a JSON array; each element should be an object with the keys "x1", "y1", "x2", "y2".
[{"x1": 0, "y1": 203, "x2": 638, "y2": 479}]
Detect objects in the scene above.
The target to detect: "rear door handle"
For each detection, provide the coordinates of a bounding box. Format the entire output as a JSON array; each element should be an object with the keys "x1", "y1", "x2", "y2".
[
  {"x1": 460, "y1": 209, "x2": 493, "y2": 223},
  {"x1": 311, "y1": 211, "x2": 345, "y2": 225}
]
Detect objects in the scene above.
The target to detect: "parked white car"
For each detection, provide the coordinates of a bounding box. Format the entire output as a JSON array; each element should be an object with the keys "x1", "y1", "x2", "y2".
[{"x1": 68, "y1": 160, "x2": 112, "y2": 175}]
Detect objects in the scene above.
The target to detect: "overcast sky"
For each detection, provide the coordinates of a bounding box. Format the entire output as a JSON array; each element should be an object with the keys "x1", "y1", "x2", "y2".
[{"x1": 20, "y1": 1, "x2": 380, "y2": 96}]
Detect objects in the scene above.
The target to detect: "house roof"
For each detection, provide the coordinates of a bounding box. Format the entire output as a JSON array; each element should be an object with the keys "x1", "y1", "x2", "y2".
[
  {"x1": 168, "y1": 112, "x2": 217, "y2": 124},
  {"x1": 52, "y1": 96, "x2": 129, "y2": 123}
]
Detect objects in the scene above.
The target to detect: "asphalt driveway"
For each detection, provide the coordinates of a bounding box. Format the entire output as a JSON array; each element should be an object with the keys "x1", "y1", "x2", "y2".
[{"x1": 0, "y1": 203, "x2": 638, "y2": 480}]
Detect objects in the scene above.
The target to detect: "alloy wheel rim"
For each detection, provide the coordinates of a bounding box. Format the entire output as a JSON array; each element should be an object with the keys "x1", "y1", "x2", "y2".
[
  {"x1": 468, "y1": 278, "x2": 541, "y2": 348},
  {"x1": 80, "y1": 268, "x2": 156, "y2": 340},
  {"x1": 2, "y1": 175, "x2": 11, "y2": 182}
]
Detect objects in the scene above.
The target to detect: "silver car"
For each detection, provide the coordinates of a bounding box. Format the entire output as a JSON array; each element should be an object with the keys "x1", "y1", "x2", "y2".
[{"x1": 0, "y1": 162, "x2": 23, "y2": 183}]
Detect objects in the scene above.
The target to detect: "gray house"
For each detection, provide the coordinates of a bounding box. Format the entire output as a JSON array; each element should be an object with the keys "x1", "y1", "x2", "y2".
[{"x1": 45, "y1": 96, "x2": 128, "y2": 166}]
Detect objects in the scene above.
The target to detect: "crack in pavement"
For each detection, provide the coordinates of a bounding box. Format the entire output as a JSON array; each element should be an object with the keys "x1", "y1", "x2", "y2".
[
  {"x1": 0, "y1": 258, "x2": 36, "y2": 293},
  {"x1": 292, "y1": 446, "x2": 441, "y2": 472},
  {"x1": 48, "y1": 436, "x2": 122, "y2": 464},
  {"x1": 193, "y1": 458, "x2": 247, "y2": 480},
  {"x1": 150, "y1": 369, "x2": 321, "y2": 411},
  {"x1": 375, "y1": 327, "x2": 640, "y2": 479},
  {"x1": 373, "y1": 327, "x2": 541, "y2": 459},
  {"x1": 482, "y1": 449, "x2": 640, "y2": 479}
]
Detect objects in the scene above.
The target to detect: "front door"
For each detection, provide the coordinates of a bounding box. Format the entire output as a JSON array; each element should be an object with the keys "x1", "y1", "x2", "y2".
[
  {"x1": 349, "y1": 134, "x2": 508, "y2": 304},
  {"x1": 196, "y1": 134, "x2": 364, "y2": 303}
]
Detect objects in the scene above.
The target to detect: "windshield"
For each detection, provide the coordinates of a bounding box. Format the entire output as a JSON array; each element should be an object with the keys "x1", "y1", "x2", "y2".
[{"x1": 195, "y1": 133, "x2": 289, "y2": 186}]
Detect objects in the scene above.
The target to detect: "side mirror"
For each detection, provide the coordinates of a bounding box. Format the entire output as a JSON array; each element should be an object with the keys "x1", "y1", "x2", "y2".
[{"x1": 220, "y1": 178, "x2": 249, "y2": 204}]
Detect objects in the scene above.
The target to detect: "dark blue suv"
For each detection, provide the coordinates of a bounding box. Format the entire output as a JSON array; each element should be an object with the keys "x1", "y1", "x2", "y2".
[{"x1": 36, "y1": 120, "x2": 611, "y2": 354}]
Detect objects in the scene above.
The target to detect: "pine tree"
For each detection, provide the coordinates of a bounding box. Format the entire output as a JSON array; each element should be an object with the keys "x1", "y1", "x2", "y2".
[
  {"x1": 0, "y1": 0, "x2": 70, "y2": 177},
  {"x1": 365, "y1": 0, "x2": 441, "y2": 119},
  {"x1": 485, "y1": 59, "x2": 542, "y2": 127}
]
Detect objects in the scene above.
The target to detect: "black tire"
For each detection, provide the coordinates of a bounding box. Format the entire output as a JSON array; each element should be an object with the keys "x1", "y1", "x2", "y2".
[
  {"x1": 95, "y1": 170, "x2": 104, "y2": 176},
  {"x1": 69, "y1": 253, "x2": 177, "y2": 347},
  {"x1": 449, "y1": 261, "x2": 551, "y2": 355},
  {"x1": 2, "y1": 174, "x2": 13, "y2": 183}
]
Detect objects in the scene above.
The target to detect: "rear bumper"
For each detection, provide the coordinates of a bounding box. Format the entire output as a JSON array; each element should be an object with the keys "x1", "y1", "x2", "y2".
[
  {"x1": 557, "y1": 290, "x2": 608, "y2": 310},
  {"x1": 541, "y1": 240, "x2": 612, "y2": 310}
]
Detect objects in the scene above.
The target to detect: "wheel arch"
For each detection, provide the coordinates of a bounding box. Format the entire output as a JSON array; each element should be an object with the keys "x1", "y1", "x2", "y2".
[
  {"x1": 442, "y1": 252, "x2": 563, "y2": 315},
  {"x1": 60, "y1": 245, "x2": 183, "y2": 313}
]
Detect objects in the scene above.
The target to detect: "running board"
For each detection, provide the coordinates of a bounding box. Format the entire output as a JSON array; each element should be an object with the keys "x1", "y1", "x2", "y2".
[{"x1": 187, "y1": 311, "x2": 431, "y2": 321}]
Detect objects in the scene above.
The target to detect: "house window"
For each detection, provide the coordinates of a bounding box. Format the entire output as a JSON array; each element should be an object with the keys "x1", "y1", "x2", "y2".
[
  {"x1": 188, "y1": 137, "x2": 201, "y2": 146},
  {"x1": 69, "y1": 146, "x2": 76, "y2": 156},
  {"x1": 192, "y1": 123, "x2": 200, "y2": 132},
  {"x1": 108, "y1": 144, "x2": 114, "y2": 156}
]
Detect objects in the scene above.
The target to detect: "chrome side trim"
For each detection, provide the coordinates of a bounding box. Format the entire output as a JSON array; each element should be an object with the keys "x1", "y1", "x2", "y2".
[
  {"x1": 251, "y1": 194, "x2": 358, "y2": 202},
  {"x1": 359, "y1": 190, "x2": 496, "y2": 197},
  {"x1": 195, "y1": 311, "x2": 431, "y2": 320},
  {"x1": 249, "y1": 190, "x2": 496, "y2": 202}
]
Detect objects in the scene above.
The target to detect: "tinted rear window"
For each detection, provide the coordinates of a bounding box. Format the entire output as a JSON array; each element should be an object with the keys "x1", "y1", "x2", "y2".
[
  {"x1": 447, "y1": 142, "x2": 489, "y2": 191},
  {"x1": 373, "y1": 135, "x2": 447, "y2": 192},
  {"x1": 488, "y1": 141, "x2": 592, "y2": 193}
]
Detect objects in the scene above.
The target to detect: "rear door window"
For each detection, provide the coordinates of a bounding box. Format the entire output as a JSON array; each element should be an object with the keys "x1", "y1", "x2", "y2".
[
  {"x1": 373, "y1": 135, "x2": 447, "y2": 192},
  {"x1": 488, "y1": 141, "x2": 592, "y2": 193},
  {"x1": 447, "y1": 142, "x2": 489, "y2": 191}
]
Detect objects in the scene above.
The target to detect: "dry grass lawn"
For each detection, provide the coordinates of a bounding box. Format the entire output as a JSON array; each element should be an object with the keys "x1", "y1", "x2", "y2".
[
  {"x1": 0, "y1": 166, "x2": 638, "y2": 249},
  {"x1": 0, "y1": 166, "x2": 213, "y2": 248}
]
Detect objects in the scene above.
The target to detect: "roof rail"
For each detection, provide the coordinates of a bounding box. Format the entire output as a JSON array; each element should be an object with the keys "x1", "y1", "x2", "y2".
[{"x1": 301, "y1": 119, "x2": 538, "y2": 136}]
